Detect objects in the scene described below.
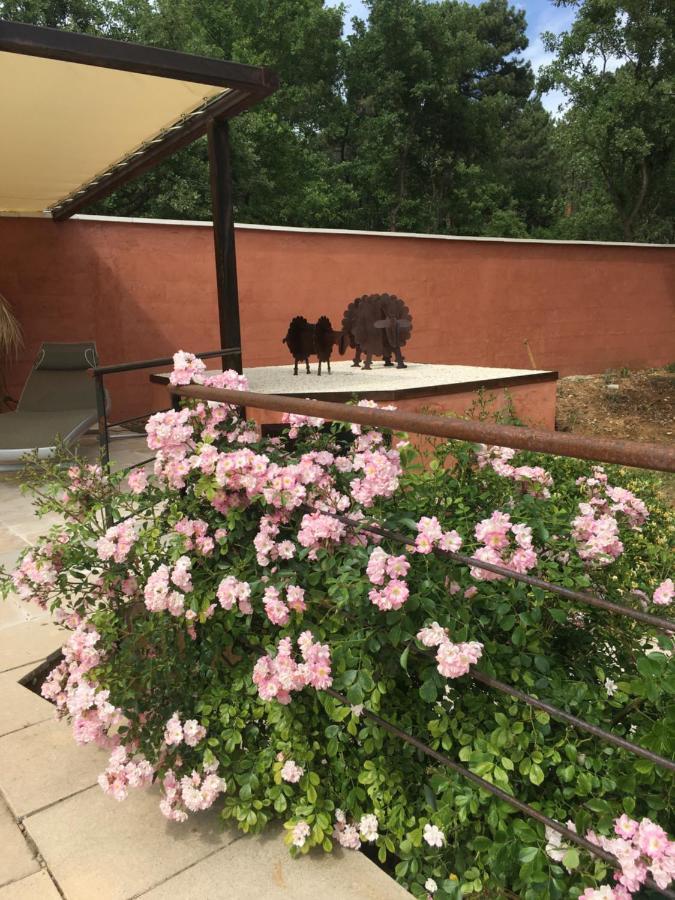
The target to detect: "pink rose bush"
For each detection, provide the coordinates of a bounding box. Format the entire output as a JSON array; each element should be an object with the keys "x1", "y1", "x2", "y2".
[{"x1": 2, "y1": 350, "x2": 673, "y2": 899}]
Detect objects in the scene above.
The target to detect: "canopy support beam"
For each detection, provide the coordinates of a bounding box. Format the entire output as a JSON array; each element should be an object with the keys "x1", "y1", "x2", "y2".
[{"x1": 207, "y1": 118, "x2": 242, "y2": 373}]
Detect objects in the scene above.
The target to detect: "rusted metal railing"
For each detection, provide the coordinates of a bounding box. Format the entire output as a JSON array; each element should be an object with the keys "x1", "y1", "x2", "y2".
[{"x1": 170, "y1": 384, "x2": 675, "y2": 473}]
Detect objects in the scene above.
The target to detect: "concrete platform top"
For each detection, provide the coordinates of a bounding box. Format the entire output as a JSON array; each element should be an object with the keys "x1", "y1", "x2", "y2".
[{"x1": 152, "y1": 361, "x2": 557, "y2": 402}]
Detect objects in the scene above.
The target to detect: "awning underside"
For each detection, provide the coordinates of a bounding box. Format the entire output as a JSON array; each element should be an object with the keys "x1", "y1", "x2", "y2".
[{"x1": 0, "y1": 51, "x2": 228, "y2": 216}]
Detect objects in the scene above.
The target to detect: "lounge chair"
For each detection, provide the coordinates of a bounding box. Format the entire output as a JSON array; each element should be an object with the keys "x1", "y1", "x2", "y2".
[{"x1": 0, "y1": 342, "x2": 102, "y2": 471}]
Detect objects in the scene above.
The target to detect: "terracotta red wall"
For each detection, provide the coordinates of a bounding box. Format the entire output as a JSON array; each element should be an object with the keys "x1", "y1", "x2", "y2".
[{"x1": 1, "y1": 216, "x2": 673, "y2": 421}]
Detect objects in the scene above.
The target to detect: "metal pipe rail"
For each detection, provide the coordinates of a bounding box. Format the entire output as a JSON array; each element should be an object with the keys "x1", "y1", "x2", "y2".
[
  {"x1": 325, "y1": 688, "x2": 675, "y2": 898},
  {"x1": 170, "y1": 384, "x2": 675, "y2": 472},
  {"x1": 91, "y1": 346, "x2": 241, "y2": 377}
]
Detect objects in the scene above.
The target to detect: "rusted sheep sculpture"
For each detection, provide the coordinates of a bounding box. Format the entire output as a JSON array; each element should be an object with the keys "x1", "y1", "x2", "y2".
[
  {"x1": 283, "y1": 315, "x2": 347, "y2": 375},
  {"x1": 341, "y1": 293, "x2": 412, "y2": 369}
]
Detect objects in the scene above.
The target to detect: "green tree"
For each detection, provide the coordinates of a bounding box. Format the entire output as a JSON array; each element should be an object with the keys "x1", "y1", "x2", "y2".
[
  {"x1": 341, "y1": 0, "x2": 550, "y2": 234},
  {"x1": 541, "y1": 0, "x2": 675, "y2": 242}
]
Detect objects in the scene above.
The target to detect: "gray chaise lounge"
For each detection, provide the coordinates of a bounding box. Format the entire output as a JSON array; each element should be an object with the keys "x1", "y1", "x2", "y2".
[{"x1": 0, "y1": 342, "x2": 100, "y2": 471}]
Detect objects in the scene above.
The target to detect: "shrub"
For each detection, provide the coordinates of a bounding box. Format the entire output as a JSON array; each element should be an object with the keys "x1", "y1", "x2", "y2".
[{"x1": 2, "y1": 354, "x2": 673, "y2": 899}]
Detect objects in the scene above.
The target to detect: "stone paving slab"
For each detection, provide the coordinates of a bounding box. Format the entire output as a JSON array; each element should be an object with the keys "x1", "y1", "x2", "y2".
[
  {"x1": 0, "y1": 620, "x2": 62, "y2": 675},
  {"x1": 0, "y1": 870, "x2": 61, "y2": 899},
  {"x1": 25, "y1": 785, "x2": 238, "y2": 900},
  {"x1": 0, "y1": 665, "x2": 53, "y2": 739},
  {"x1": 0, "y1": 794, "x2": 40, "y2": 888},
  {"x1": 140, "y1": 825, "x2": 412, "y2": 900},
  {"x1": 0, "y1": 718, "x2": 107, "y2": 818}
]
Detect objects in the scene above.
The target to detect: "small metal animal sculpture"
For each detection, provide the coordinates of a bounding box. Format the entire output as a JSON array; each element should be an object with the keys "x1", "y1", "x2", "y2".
[
  {"x1": 341, "y1": 293, "x2": 412, "y2": 370},
  {"x1": 283, "y1": 315, "x2": 346, "y2": 376}
]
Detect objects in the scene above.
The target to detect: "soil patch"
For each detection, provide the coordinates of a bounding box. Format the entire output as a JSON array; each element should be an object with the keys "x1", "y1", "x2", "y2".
[{"x1": 556, "y1": 367, "x2": 674, "y2": 445}]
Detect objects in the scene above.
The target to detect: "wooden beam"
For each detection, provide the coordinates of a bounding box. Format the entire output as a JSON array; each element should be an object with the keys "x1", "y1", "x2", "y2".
[
  {"x1": 207, "y1": 118, "x2": 242, "y2": 373},
  {"x1": 0, "y1": 19, "x2": 278, "y2": 94}
]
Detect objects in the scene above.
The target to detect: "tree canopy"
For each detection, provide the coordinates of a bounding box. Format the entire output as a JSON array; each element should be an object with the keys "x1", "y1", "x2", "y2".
[{"x1": 1, "y1": 0, "x2": 672, "y2": 241}]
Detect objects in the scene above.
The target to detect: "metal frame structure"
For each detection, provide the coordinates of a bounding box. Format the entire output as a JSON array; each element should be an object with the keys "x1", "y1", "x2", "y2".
[{"x1": 0, "y1": 19, "x2": 279, "y2": 370}]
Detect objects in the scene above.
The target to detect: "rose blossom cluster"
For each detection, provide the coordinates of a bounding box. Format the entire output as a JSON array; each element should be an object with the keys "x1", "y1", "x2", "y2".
[
  {"x1": 297, "y1": 511, "x2": 347, "y2": 559},
  {"x1": 95, "y1": 519, "x2": 137, "y2": 564},
  {"x1": 591, "y1": 815, "x2": 675, "y2": 893},
  {"x1": 126, "y1": 468, "x2": 148, "y2": 494},
  {"x1": 174, "y1": 517, "x2": 214, "y2": 555},
  {"x1": 281, "y1": 412, "x2": 325, "y2": 439},
  {"x1": 572, "y1": 503, "x2": 624, "y2": 565},
  {"x1": 41, "y1": 624, "x2": 122, "y2": 747},
  {"x1": 280, "y1": 759, "x2": 304, "y2": 783},
  {"x1": 350, "y1": 447, "x2": 402, "y2": 507},
  {"x1": 366, "y1": 547, "x2": 410, "y2": 611},
  {"x1": 98, "y1": 745, "x2": 154, "y2": 802},
  {"x1": 417, "y1": 622, "x2": 483, "y2": 679},
  {"x1": 11, "y1": 546, "x2": 60, "y2": 606},
  {"x1": 168, "y1": 351, "x2": 248, "y2": 394},
  {"x1": 58, "y1": 462, "x2": 106, "y2": 508},
  {"x1": 254, "y1": 514, "x2": 297, "y2": 567},
  {"x1": 263, "y1": 584, "x2": 307, "y2": 626},
  {"x1": 476, "y1": 444, "x2": 553, "y2": 498},
  {"x1": 652, "y1": 578, "x2": 673, "y2": 607},
  {"x1": 333, "y1": 809, "x2": 379, "y2": 849},
  {"x1": 291, "y1": 820, "x2": 311, "y2": 848},
  {"x1": 577, "y1": 467, "x2": 649, "y2": 529},
  {"x1": 216, "y1": 575, "x2": 253, "y2": 614},
  {"x1": 413, "y1": 516, "x2": 463, "y2": 556},
  {"x1": 470, "y1": 511, "x2": 537, "y2": 580},
  {"x1": 545, "y1": 814, "x2": 674, "y2": 895},
  {"x1": 160, "y1": 762, "x2": 226, "y2": 822},
  {"x1": 252, "y1": 632, "x2": 332, "y2": 704},
  {"x1": 143, "y1": 557, "x2": 193, "y2": 616},
  {"x1": 571, "y1": 468, "x2": 649, "y2": 565},
  {"x1": 163, "y1": 712, "x2": 207, "y2": 748}
]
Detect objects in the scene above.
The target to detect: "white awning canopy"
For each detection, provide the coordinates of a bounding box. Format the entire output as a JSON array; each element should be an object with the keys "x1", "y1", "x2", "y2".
[{"x1": 0, "y1": 20, "x2": 278, "y2": 218}]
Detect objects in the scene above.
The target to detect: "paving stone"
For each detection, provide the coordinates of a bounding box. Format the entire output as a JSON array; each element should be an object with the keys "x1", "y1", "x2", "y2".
[
  {"x1": 0, "y1": 665, "x2": 53, "y2": 738},
  {"x1": 0, "y1": 871, "x2": 61, "y2": 900},
  {"x1": 25, "y1": 786, "x2": 238, "y2": 900},
  {"x1": 140, "y1": 826, "x2": 413, "y2": 900},
  {"x1": 0, "y1": 621, "x2": 62, "y2": 675},
  {"x1": 0, "y1": 719, "x2": 107, "y2": 817},
  {"x1": 0, "y1": 795, "x2": 39, "y2": 888}
]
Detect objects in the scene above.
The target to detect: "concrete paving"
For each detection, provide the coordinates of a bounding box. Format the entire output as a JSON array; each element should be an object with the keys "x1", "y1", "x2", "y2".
[{"x1": 0, "y1": 434, "x2": 412, "y2": 899}]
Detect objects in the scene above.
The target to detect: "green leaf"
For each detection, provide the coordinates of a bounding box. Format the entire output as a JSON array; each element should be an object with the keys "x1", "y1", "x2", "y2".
[
  {"x1": 519, "y1": 846, "x2": 539, "y2": 863},
  {"x1": 529, "y1": 764, "x2": 545, "y2": 786},
  {"x1": 562, "y1": 849, "x2": 579, "y2": 870},
  {"x1": 400, "y1": 646, "x2": 410, "y2": 672},
  {"x1": 420, "y1": 680, "x2": 438, "y2": 702}
]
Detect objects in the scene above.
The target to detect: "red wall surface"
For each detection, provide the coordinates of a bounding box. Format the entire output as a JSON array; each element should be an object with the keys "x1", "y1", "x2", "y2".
[{"x1": 1, "y1": 216, "x2": 673, "y2": 421}]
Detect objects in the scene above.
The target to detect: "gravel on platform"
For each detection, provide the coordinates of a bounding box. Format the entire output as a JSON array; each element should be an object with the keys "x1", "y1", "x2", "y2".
[{"x1": 243, "y1": 361, "x2": 552, "y2": 396}]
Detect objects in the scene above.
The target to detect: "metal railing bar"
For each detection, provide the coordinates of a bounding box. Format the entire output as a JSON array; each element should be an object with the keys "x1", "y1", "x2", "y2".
[
  {"x1": 329, "y1": 513, "x2": 675, "y2": 633},
  {"x1": 91, "y1": 346, "x2": 241, "y2": 378},
  {"x1": 459, "y1": 664, "x2": 674, "y2": 772},
  {"x1": 169, "y1": 384, "x2": 675, "y2": 473},
  {"x1": 324, "y1": 687, "x2": 674, "y2": 897}
]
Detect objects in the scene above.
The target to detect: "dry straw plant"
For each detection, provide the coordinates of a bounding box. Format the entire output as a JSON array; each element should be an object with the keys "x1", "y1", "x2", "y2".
[{"x1": 0, "y1": 292, "x2": 23, "y2": 410}]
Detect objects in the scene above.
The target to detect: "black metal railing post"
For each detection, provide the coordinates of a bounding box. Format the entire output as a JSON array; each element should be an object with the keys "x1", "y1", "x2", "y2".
[{"x1": 93, "y1": 370, "x2": 110, "y2": 469}]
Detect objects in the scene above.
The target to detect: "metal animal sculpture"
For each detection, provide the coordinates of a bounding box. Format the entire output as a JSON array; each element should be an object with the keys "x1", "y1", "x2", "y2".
[
  {"x1": 341, "y1": 293, "x2": 412, "y2": 370},
  {"x1": 282, "y1": 315, "x2": 346, "y2": 376}
]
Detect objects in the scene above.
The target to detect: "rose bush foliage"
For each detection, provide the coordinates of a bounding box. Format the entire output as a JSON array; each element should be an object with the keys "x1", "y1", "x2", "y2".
[{"x1": 2, "y1": 357, "x2": 673, "y2": 899}]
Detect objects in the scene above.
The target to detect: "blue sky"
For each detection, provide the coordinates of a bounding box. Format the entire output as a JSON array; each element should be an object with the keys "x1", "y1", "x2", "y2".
[{"x1": 326, "y1": 0, "x2": 575, "y2": 114}]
